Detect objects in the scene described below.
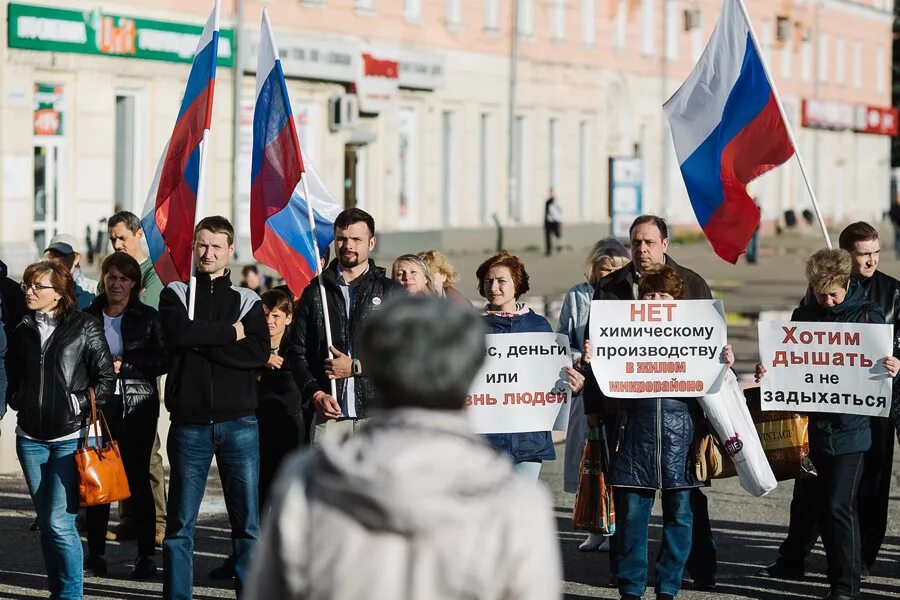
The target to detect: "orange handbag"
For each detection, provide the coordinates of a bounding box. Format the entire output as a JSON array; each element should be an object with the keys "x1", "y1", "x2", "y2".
[{"x1": 74, "y1": 387, "x2": 131, "y2": 507}]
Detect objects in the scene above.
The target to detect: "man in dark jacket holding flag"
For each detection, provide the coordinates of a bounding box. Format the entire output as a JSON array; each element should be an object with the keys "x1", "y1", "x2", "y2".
[
  {"x1": 158, "y1": 216, "x2": 270, "y2": 600},
  {"x1": 583, "y1": 215, "x2": 718, "y2": 590},
  {"x1": 290, "y1": 208, "x2": 399, "y2": 445}
]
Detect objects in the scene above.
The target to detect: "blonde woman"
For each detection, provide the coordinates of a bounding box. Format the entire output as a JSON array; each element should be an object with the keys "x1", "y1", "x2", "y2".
[
  {"x1": 418, "y1": 250, "x2": 469, "y2": 304},
  {"x1": 558, "y1": 239, "x2": 629, "y2": 551},
  {"x1": 392, "y1": 254, "x2": 437, "y2": 296}
]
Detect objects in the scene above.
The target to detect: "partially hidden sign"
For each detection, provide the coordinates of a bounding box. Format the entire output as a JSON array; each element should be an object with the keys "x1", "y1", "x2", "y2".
[
  {"x1": 757, "y1": 321, "x2": 893, "y2": 417},
  {"x1": 466, "y1": 333, "x2": 572, "y2": 434},
  {"x1": 34, "y1": 83, "x2": 64, "y2": 136},
  {"x1": 8, "y1": 3, "x2": 234, "y2": 66},
  {"x1": 589, "y1": 300, "x2": 728, "y2": 398}
]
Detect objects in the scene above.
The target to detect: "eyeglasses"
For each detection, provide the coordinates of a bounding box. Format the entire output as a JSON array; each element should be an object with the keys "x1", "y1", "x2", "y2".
[{"x1": 21, "y1": 283, "x2": 55, "y2": 293}]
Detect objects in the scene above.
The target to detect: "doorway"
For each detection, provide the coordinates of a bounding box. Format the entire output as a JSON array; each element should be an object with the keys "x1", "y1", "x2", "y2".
[
  {"x1": 33, "y1": 142, "x2": 63, "y2": 251},
  {"x1": 343, "y1": 144, "x2": 367, "y2": 209}
]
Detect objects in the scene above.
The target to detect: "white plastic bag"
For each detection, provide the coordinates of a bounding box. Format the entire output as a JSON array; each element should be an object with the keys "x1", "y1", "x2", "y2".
[{"x1": 698, "y1": 369, "x2": 777, "y2": 497}]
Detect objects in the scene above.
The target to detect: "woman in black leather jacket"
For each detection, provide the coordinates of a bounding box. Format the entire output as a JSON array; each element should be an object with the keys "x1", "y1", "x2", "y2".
[
  {"x1": 82, "y1": 252, "x2": 169, "y2": 580},
  {"x1": 7, "y1": 260, "x2": 115, "y2": 599}
]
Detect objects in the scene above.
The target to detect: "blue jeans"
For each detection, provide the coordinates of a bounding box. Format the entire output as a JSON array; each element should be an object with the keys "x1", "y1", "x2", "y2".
[
  {"x1": 163, "y1": 417, "x2": 260, "y2": 600},
  {"x1": 17, "y1": 436, "x2": 83, "y2": 600},
  {"x1": 615, "y1": 488, "x2": 693, "y2": 597}
]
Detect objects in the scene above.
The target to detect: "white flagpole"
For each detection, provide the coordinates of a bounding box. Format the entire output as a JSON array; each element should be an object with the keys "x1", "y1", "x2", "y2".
[
  {"x1": 735, "y1": 0, "x2": 832, "y2": 249},
  {"x1": 188, "y1": 0, "x2": 221, "y2": 319}
]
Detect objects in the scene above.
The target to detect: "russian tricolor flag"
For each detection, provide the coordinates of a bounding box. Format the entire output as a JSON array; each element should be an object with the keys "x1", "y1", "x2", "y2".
[
  {"x1": 141, "y1": 2, "x2": 220, "y2": 284},
  {"x1": 250, "y1": 9, "x2": 340, "y2": 297},
  {"x1": 664, "y1": 0, "x2": 794, "y2": 264}
]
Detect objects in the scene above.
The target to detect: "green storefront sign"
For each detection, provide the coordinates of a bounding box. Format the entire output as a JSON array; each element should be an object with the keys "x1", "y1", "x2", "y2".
[{"x1": 8, "y1": 3, "x2": 234, "y2": 67}]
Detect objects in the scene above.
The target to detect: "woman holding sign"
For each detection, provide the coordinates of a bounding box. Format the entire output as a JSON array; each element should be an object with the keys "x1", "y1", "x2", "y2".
[
  {"x1": 756, "y1": 249, "x2": 899, "y2": 600},
  {"x1": 476, "y1": 251, "x2": 585, "y2": 481},
  {"x1": 585, "y1": 265, "x2": 733, "y2": 600}
]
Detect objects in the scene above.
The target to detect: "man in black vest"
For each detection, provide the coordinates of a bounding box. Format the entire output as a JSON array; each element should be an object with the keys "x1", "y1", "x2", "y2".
[
  {"x1": 583, "y1": 215, "x2": 718, "y2": 590},
  {"x1": 759, "y1": 221, "x2": 900, "y2": 580}
]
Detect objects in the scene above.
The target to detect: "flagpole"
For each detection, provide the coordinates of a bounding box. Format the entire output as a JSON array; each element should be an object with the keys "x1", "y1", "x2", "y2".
[{"x1": 735, "y1": 0, "x2": 832, "y2": 249}]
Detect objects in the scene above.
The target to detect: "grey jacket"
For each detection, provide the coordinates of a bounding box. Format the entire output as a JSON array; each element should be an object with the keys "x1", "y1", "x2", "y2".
[{"x1": 246, "y1": 409, "x2": 562, "y2": 600}]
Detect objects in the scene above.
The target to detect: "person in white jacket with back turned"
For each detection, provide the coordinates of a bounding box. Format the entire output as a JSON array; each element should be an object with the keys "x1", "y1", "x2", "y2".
[{"x1": 245, "y1": 295, "x2": 562, "y2": 600}]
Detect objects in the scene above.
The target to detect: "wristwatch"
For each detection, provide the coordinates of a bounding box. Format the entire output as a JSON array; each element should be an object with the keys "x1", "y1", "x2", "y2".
[{"x1": 352, "y1": 358, "x2": 362, "y2": 376}]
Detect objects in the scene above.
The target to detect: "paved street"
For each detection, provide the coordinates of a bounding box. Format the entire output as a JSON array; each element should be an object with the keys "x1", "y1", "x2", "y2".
[{"x1": 2, "y1": 226, "x2": 900, "y2": 598}]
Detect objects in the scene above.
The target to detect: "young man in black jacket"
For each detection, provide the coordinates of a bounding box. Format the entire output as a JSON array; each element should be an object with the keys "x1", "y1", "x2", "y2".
[
  {"x1": 290, "y1": 208, "x2": 398, "y2": 445},
  {"x1": 760, "y1": 221, "x2": 900, "y2": 581},
  {"x1": 582, "y1": 215, "x2": 718, "y2": 591},
  {"x1": 158, "y1": 216, "x2": 269, "y2": 600}
]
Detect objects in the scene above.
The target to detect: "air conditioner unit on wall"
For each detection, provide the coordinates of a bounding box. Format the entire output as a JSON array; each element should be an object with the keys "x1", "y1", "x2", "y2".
[
  {"x1": 328, "y1": 94, "x2": 359, "y2": 132},
  {"x1": 683, "y1": 8, "x2": 701, "y2": 32}
]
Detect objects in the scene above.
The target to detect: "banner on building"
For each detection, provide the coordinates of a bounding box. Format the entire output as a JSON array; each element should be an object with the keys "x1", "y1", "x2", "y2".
[
  {"x1": 589, "y1": 300, "x2": 728, "y2": 398},
  {"x1": 8, "y1": 3, "x2": 234, "y2": 66},
  {"x1": 466, "y1": 333, "x2": 572, "y2": 434},
  {"x1": 758, "y1": 321, "x2": 893, "y2": 417},
  {"x1": 33, "y1": 83, "x2": 64, "y2": 136}
]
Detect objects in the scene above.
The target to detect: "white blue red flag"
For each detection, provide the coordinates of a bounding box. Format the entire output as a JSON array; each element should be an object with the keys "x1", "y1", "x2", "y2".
[
  {"x1": 250, "y1": 9, "x2": 340, "y2": 296},
  {"x1": 663, "y1": 0, "x2": 793, "y2": 264},
  {"x1": 141, "y1": 2, "x2": 220, "y2": 285}
]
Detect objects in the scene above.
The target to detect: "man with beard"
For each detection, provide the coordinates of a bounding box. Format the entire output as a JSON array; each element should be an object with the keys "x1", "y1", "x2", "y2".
[{"x1": 290, "y1": 208, "x2": 398, "y2": 444}]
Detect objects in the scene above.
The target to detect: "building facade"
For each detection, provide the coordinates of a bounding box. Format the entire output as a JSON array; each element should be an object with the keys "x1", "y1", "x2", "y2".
[{"x1": 0, "y1": 0, "x2": 895, "y2": 273}]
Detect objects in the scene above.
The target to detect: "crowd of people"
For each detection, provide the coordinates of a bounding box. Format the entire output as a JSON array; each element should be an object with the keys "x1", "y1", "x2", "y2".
[{"x1": 1, "y1": 207, "x2": 899, "y2": 600}]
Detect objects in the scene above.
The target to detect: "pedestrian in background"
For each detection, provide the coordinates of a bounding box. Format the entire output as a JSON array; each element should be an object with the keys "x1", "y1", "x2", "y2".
[
  {"x1": 83, "y1": 252, "x2": 168, "y2": 580},
  {"x1": 756, "y1": 248, "x2": 899, "y2": 600},
  {"x1": 0, "y1": 257, "x2": 27, "y2": 337},
  {"x1": 7, "y1": 260, "x2": 115, "y2": 600},
  {"x1": 418, "y1": 250, "x2": 469, "y2": 304},
  {"x1": 246, "y1": 295, "x2": 562, "y2": 600},
  {"x1": 391, "y1": 253, "x2": 436, "y2": 295},
  {"x1": 477, "y1": 251, "x2": 584, "y2": 481},
  {"x1": 158, "y1": 216, "x2": 270, "y2": 600},
  {"x1": 557, "y1": 238, "x2": 628, "y2": 552},
  {"x1": 544, "y1": 189, "x2": 563, "y2": 256},
  {"x1": 43, "y1": 234, "x2": 98, "y2": 309}
]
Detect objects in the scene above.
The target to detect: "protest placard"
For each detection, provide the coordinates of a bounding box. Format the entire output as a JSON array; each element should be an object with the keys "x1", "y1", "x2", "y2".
[
  {"x1": 588, "y1": 299, "x2": 728, "y2": 398},
  {"x1": 466, "y1": 332, "x2": 572, "y2": 434},
  {"x1": 758, "y1": 321, "x2": 893, "y2": 417}
]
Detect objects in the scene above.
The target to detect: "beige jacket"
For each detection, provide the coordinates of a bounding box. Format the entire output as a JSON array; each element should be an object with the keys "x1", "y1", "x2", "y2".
[{"x1": 245, "y1": 409, "x2": 562, "y2": 600}]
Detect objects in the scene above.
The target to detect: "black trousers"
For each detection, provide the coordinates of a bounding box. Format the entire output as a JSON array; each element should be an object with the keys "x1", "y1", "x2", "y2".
[
  {"x1": 781, "y1": 453, "x2": 865, "y2": 594},
  {"x1": 86, "y1": 407, "x2": 158, "y2": 558},
  {"x1": 258, "y1": 409, "x2": 305, "y2": 511},
  {"x1": 779, "y1": 420, "x2": 894, "y2": 569},
  {"x1": 544, "y1": 222, "x2": 561, "y2": 255}
]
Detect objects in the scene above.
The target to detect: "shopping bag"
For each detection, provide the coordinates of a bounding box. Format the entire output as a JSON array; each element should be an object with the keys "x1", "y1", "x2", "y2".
[
  {"x1": 572, "y1": 426, "x2": 616, "y2": 535},
  {"x1": 744, "y1": 387, "x2": 817, "y2": 481},
  {"x1": 698, "y1": 370, "x2": 777, "y2": 496}
]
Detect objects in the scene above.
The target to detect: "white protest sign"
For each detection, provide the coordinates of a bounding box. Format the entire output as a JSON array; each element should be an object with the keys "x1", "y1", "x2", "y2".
[
  {"x1": 758, "y1": 321, "x2": 893, "y2": 417},
  {"x1": 589, "y1": 300, "x2": 728, "y2": 398},
  {"x1": 466, "y1": 332, "x2": 572, "y2": 434}
]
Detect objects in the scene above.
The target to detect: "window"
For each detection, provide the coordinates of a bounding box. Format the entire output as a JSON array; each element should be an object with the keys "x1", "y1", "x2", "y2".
[
  {"x1": 876, "y1": 47, "x2": 886, "y2": 93},
  {"x1": 582, "y1": 0, "x2": 595, "y2": 45},
  {"x1": 835, "y1": 37, "x2": 845, "y2": 86},
  {"x1": 397, "y1": 108, "x2": 418, "y2": 228},
  {"x1": 355, "y1": 0, "x2": 375, "y2": 13},
  {"x1": 760, "y1": 19, "x2": 772, "y2": 65},
  {"x1": 404, "y1": 0, "x2": 421, "y2": 22},
  {"x1": 853, "y1": 41, "x2": 862, "y2": 89},
  {"x1": 690, "y1": 9, "x2": 704, "y2": 61},
  {"x1": 780, "y1": 36, "x2": 793, "y2": 79},
  {"x1": 665, "y1": 0, "x2": 679, "y2": 60},
  {"x1": 512, "y1": 115, "x2": 529, "y2": 222},
  {"x1": 446, "y1": 0, "x2": 461, "y2": 27},
  {"x1": 641, "y1": 0, "x2": 656, "y2": 56},
  {"x1": 551, "y1": 0, "x2": 566, "y2": 41},
  {"x1": 484, "y1": 0, "x2": 499, "y2": 31},
  {"x1": 518, "y1": 0, "x2": 534, "y2": 37},
  {"x1": 614, "y1": 0, "x2": 627, "y2": 51},
  {"x1": 817, "y1": 33, "x2": 828, "y2": 83},
  {"x1": 479, "y1": 113, "x2": 495, "y2": 224},
  {"x1": 549, "y1": 118, "x2": 560, "y2": 190},
  {"x1": 115, "y1": 92, "x2": 144, "y2": 213},
  {"x1": 578, "y1": 120, "x2": 591, "y2": 219},
  {"x1": 441, "y1": 111, "x2": 458, "y2": 226},
  {"x1": 801, "y1": 39, "x2": 812, "y2": 82}
]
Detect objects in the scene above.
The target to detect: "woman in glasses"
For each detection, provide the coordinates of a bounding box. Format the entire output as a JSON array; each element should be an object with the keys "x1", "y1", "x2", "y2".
[{"x1": 6, "y1": 260, "x2": 116, "y2": 599}]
